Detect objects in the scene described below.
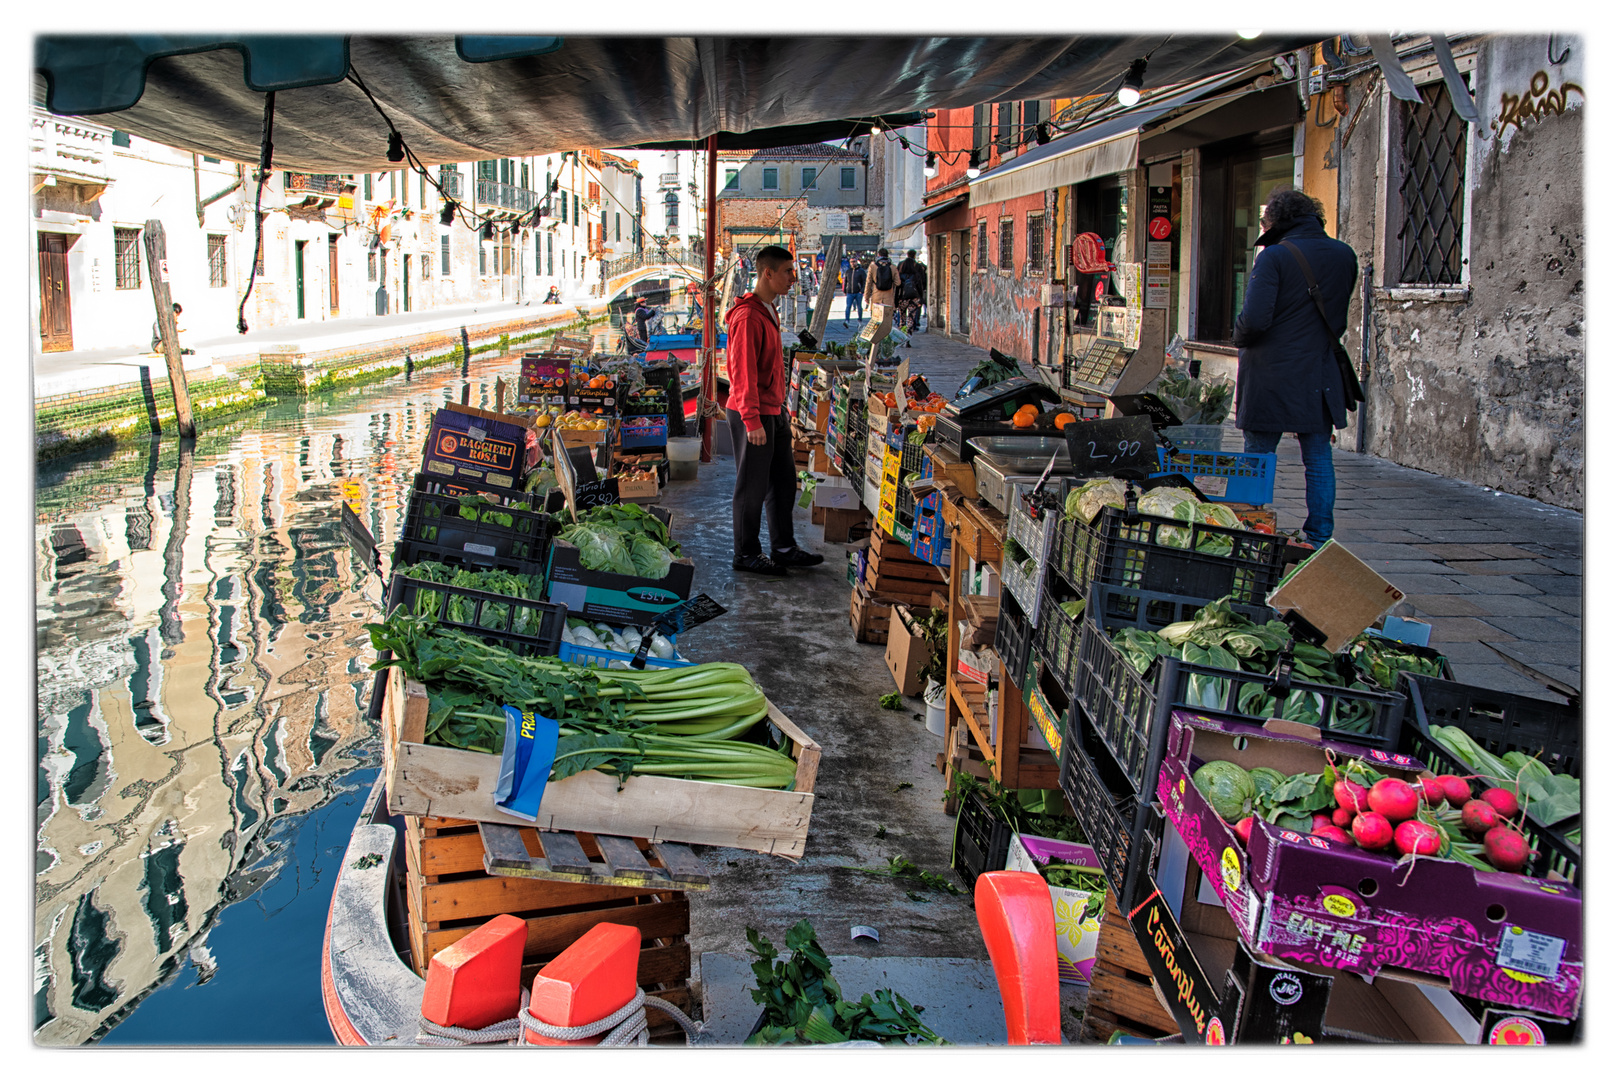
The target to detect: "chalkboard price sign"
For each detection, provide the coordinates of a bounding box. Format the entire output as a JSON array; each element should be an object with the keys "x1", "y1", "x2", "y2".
[{"x1": 1064, "y1": 414, "x2": 1159, "y2": 480}]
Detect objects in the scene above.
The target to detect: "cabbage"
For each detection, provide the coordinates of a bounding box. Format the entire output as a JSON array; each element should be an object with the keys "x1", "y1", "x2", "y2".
[
  {"x1": 629, "y1": 535, "x2": 675, "y2": 579},
  {"x1": 1066, "y1": 477, "x2": 1128, "y2": 523},
  {"x1": 1137, "y1": 489, "x2": 1196, "y2": 548},
  {"x1": 562, "y1": 525, "x2": 637, "y2": 575},
  {"x1": 1192, "y1": 760, "x2": 1256, "y2": 823}
]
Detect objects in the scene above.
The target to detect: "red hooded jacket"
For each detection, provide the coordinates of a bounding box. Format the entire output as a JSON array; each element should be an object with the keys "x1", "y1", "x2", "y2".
[{"x1": 723, "y1": 292, "x2": 784, "y2": 433}]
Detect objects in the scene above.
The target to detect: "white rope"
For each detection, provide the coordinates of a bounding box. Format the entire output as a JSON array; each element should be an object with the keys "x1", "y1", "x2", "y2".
[{"x1": 417, "y1": 986, "x2": 700, "y2": 1047}]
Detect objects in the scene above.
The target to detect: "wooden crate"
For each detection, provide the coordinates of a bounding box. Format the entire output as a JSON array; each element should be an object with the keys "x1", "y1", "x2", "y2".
[
  {"x1": 849, "y1": 583, "x2": 892, "y2": 644},
  {"x1": 1080, "y1": 890, "x2": 1178, "y2": 1043},
  {"x1": 383, "y1": 667, "x2": 821, "y2": 855},
  {"x1": 952, "y1": 499, "x2": 1006, "y2": 564},
  {"x1": 402, "y1": 816, "x2": 693, "y2": 1035}
]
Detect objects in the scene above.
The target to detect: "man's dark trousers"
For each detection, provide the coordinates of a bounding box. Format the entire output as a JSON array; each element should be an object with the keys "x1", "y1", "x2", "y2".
[{"x1": 726, "y1": 409, "x2": 797, "y2": 558}]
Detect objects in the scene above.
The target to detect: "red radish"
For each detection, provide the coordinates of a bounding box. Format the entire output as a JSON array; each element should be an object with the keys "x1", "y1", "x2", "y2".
[
  {"x1": 1394, "y1": 819, "x2": 1443, "y2": 856},
  {"x1": 1334, "y1": 779, "x2": 1371, "y2": 814},
  {"x1": 1312, "y1": 825, "x2": 1353, "y2": 845},
  {"x1": 1416, "y1": 776, "x2": 1448, "y2": 807},
  {"x1": 1368, "y1": 778, "x2": 1419, "y2": 822},
  {"x1": 1312, "y1": 813, "x2": 1335, "y2": 831},
  {"x1": 1438, "y1": 774, "x2": 1472, "y2": 807},
  {"x1": 1483, "y1": 826, "x2": 1531, "y2": 873},
  {"x1": 1352, "y1": 812, "x2": 1394, "y2": 850},
  {"x1": 1234, "y1": 817, "x2": 1254, "y2": 845},
  {"x1": 1479, "y1": 787, "x2": 1521, "y2": 819},
  {"x1": 1331, "y1": 807, "x2": 1353, "y2": 828},
  {"x1": 1461, "y1": 799, "x2": 1500, "y2": 834}
]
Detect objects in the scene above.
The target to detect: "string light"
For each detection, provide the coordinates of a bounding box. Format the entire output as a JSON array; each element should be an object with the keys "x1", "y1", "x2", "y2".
[
  {"x1": 923, "y1": 152, "x2": 937, "y2": 178},
  {"x1": 1118, "y1": 58, "x2": 1149, "y2": 107},
  {"x1": 386, "y1": 130, "x2": 404, "y2": 162},
  {"x1": 965, "y1": 150, "x2": 981, "y2": 179},
  {"x1": 1237, "y1": 30, "x2": 1262, "y2": 40}
]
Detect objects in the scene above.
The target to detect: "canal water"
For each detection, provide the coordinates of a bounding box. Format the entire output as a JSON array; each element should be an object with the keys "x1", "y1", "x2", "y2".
[{"x1": 33, "y1": 352, "x2": 564, "y2": 1045}]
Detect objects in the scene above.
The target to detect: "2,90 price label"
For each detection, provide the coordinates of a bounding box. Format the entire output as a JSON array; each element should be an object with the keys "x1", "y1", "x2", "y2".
[{"x1": 1063, "y1": 414, "x2": 1159, "y2": 480}]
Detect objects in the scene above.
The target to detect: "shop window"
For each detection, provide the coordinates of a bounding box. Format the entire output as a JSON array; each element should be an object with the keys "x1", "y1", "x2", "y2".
[
  {"x1": 762, "y1": 168, "x2": 778, "y2": 190},
  {"x1": 976, "y1": 218, "x2": 989, "y2": 271},
  {"x1": 442, "y1": 234, "x2": 451, "y2": 275},
  {"x1": 1070, "y1": 175, "x2": 1130, "y2": 328},
  {"x1": 998, "y1": 217, "x2": 1014, "y2": 272},
  {"x1": 114, "y1": 227, "x2": 142, "y2": 289},
  {"x1": 840, "y1": 167, "x2": 856, "y2": 190},
  {"x1": 1194, "y1": 134, "x2": 1294, "y2": 343},
  {"x1": 207, "y1": 234, "x2": 227, "y2": 287},
  {"x1": 111, "y1": 130, "x2": 131, "y2": 148},
  {"x1": 1026, "y1": 213, "x2": 1045, "y2": 275},
  {"x1": 801, "y1": 167, "x2": 817, "y2": 190},
  {"x1": 1397, "y1": 80, "x2": 1469, "y2": 285}
]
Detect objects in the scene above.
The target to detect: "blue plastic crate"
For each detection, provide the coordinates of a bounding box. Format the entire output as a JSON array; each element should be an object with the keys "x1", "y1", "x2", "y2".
[
  {"x1": 557, "y1": 640, "x2": 694, "y2": 670},
  {"x1": 1151, "y1": 446, "x2": 1275, "y2": 504}
]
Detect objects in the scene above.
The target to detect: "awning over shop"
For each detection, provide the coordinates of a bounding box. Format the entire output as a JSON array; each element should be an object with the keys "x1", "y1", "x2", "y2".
[
  {"x1": 889, "y1": 195, "x2": 968, "y2": 232},
  {"x1": 32, "y1": 35, "x2": 1318, "y2": 171},
  {"x1": 966, "y1": 68, "x2": 1261, "y2": 207}
]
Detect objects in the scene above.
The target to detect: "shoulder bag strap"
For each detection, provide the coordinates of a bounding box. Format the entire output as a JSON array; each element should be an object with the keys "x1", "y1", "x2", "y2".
[
  {"x1": 1279, "y1": 240, "x2": 1365, "y2": 405},
  {"x1": 1278, "y1": 240, "x2": 1337, "y2": 335}
]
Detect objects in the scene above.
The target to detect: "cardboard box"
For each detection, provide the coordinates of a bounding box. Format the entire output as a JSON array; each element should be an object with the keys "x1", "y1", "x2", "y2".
[
  {"x1": 556, "y1": 426, "x2": 608, "y2": 449},
  {"x1": 822, "y1": 506, "x2": 871, "y2": 545},
  {"x1": 1156, "y1": 709, "x2": 1582, "y2": 1020},
  {"x1": 544, "y1": 506, "x2": 695, "y2": 624},
  {"x1": 422, "y1": 402, "x2": 533, "y2": 492},
  {"x1": 884, "y1": 604, "x2": 933, "y2": 697},
  {"x1": 1267, "y1": 540, "x2": 1407, "y2": 652},
  {"x1": 1004, "y1": 834, "x2": 1106, "y2": 984},
  {"x1": 812, "y1": 478, "x2": 861, "y2": 510}
]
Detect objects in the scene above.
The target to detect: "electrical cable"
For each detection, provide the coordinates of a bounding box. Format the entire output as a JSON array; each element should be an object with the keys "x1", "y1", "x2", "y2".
[{"x1": 236, "y1": 90, "x2": 274, "y2": 334}]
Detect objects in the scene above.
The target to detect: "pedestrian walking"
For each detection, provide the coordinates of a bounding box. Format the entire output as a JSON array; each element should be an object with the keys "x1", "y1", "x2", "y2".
[
  {"x1": 895, "y1": 249, "x2": 926, "y2": 336},
  {"x1": 1233, "y1": 189, "x2": 1360, "y2": 548},
  {"x1": 724, "y1": 245, "x2": 824, "y2": 576},
  {"x1": 842, "y1": 258, "x2": 867, "y2": 326},
  {"x1": 864, "y1": 247, "x2": 897, "y2": 316}
]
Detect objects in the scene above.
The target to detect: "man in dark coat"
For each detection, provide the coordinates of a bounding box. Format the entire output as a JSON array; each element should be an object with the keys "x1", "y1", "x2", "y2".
[{"x1": 1233, "y1": 189, "x2": 1357, "y2": 547}]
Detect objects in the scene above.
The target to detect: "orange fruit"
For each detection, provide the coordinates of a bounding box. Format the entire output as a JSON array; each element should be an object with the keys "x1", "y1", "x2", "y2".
[
  {"x1": 1052, "y1": 413, "x2": 1076, "y2": 430},
  {"x1": 1015, "y1": 403, "x2": 1038, "y2": 417},
  {"x1": 1012, "y1": 411, "x2": 1037, "y2": 429}
]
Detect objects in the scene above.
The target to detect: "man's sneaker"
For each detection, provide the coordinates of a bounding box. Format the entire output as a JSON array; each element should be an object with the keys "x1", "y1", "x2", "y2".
[
  {"x1": 773, "y1": 546, "x2": 825, "y2": 567},
  {"x1": 733, "y1": 553, "x2": 788, "y2": 576}
]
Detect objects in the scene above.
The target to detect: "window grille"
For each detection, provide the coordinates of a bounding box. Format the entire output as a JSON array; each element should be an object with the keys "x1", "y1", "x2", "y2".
[
  {"x1": 999, "y1": 218, "x2": 1014, "y2": 271},
  {"x1": 114, "y1": 227, "x2": 141, "y2": 289},
  {"x1": 1397, "y1": 80, "x2": 1469, "y2": 285},
  {"x1": 208, "y1": 234, "x2": 227, "y2": 287},
  {"x1": 976, "y1": 219, "x2": 989, "y2": 270},
  {"x1": 1026, "y1": 213, "x2": 1045, "y2": 273}
]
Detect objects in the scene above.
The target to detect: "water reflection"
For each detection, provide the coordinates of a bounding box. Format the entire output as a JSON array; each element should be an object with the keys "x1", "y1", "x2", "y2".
[{"x1": 34, "y1": 359, "x2": 524, "y2": 1043}]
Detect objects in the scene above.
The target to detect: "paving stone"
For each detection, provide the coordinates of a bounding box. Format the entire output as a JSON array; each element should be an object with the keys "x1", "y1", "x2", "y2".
[
  {"x1": 1348, "y1": 529, "x2": 1432, "y2": 543},
  {"x1": 1536, "y1": 595, "x2": 1582, "y2": 616},
  {"x1": 1334, "y1": 542, "x2": 1442, "y2": 561},
  {"x1": 1482, "y1": 641, "x2": 1582, "y2": 681},
  {"x1": 1450, "y1": 594, "x2": 1567, "y2": 618},
  {"x1": 1539, "y1": 558, "x2": 1583, "y2": 575},
  {"x1": 1446, "y1": 663, "x2": 1572, "y2": 700},
  {"x1": 1363, "y1": 560, "x2": 1458, "y2": 575},
  {"x1": 1405, "y1": 594, "x2": 1488, "y2": 617},
  {"x1": 1411, "y1": 531, "x2": 1513, "y2": 543},
  {"x1": 1381, "y1": 574, "x2": 1482, "y2": 595},
  {"x1": 1415, "y1": 544, "x2": 1495, "y2": 560},
  {"x1": 1479, "y1": 617, "x2": 1580, "y2": 643},
  {"x1": 1427, "y1": 640, "x2": 1514, "y2": 665},
  {"x1": 1444, "y1": 575, "x2": 1543, "y2": 595},
  {"x1": 1425, "y1": 617, "x2": 1519, "y2": 643},
  {"x1": 1516, "y1": 573, "x2": 1580, "y2": 596},
  {"x1": 1446, "y1": 560, "x2": 1565, "y2": 576},
  {"x1": 1466, "y1": 544, "x2": 1546, "y2": 559}
]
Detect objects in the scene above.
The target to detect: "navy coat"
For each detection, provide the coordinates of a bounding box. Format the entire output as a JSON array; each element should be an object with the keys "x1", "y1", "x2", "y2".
[{"x1": 1232, "y1": 216, "x2": 1358, "y2": 433}]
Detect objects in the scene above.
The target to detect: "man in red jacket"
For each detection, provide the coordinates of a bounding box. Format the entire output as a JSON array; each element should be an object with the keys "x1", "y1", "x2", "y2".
[{"x1": 724, "y1": 245, "x2": 824, "y2": 575}]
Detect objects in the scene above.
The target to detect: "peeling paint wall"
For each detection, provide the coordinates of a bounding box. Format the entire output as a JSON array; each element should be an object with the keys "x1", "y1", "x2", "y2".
[
  {"x1": 1339, "y1": 35, "x2": 1583, "y2": 509},
  {"x1": 968, "y1": 190, "x2": 1055, "y2": 362}
]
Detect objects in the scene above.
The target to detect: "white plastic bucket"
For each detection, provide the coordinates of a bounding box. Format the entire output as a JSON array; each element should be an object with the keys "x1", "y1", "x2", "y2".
[
  {"x1": 667, "y1": 436, "x2": 700, "y2": 481},
  {"x1": 923, "y1": 680, "x2": 947, "y2": 736}
]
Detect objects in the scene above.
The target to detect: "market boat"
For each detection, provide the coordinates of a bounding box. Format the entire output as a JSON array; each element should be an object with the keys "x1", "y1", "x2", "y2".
[{"x1": 321, "y1": 772, "x2": 429, "y2": 1046}]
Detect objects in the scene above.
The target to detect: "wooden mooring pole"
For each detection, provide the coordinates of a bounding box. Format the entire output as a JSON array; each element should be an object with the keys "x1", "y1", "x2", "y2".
[{"x1": 142, "y1": 219, "x2": 196, "y2": 439}]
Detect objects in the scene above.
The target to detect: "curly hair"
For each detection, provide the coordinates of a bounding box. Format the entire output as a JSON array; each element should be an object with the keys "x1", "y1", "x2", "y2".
[{"x1": 1261, "y1": 188, "x2": 1326, "y2": 228}]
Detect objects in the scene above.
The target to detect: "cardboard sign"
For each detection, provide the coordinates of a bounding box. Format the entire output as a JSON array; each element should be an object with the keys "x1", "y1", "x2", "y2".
[
  {"x1": 1108, "y1": 392, "x2": 1184, "y2": 430},
  {"x1": 521, "y1": 352, "x2": 570, "y2": 384},
  {"x1": 1128, "y1": 876, "x2": 1230, "y2": 1044},
  {"x1": 1267, "y1": 541, "x2": 1407, "y2": 652},
  {"x1": 651, "y1": 593, "x2": 727, "y2": 636},
  {"x1": 1064, "y1": 414, "x2": 1158, "y2": 480},
  {"x1": 339, "y1": 502, "x2": 382, "y2": 578}
]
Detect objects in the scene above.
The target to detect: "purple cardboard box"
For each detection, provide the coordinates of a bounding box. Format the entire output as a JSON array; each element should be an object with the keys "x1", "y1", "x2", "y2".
[
  {"x1": 422, "y1": 403, "x2": 532, "y2": 491},
  {"x1": 1003, "y1": 834, "x2": 1105, "y2": 984},
  {"x1": 1156, "y1": 709, "x2": 1583, "y2": 1020}
]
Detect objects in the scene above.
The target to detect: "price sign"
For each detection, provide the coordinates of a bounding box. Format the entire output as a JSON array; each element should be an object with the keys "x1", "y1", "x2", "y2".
[
  {"x1": 1064, "y1": 414, "x2": 1158, "y2": 481},
  {"x1": 339, "y1": 502, "x2": 382, "y2": 580},
  {"x1": 651, "y1": 593, "x2": 727, "y2": 636},
  {"x1": 573, "y1": 478, "x2": 620, "y2": 510},
  {"x1": 1108, "y1": 392, "x2": 1184, "y2": 430}
]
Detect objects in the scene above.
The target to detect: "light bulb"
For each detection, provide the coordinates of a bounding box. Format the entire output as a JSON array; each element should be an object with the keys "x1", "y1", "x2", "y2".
[
  {"x1": 871, "y1": 123, "x2": 881, "y2": 136},
  {"x1": 923, "y1": 152, "x2": 937, "y2": 179},
  {"x1": 1237, "y1": 30, "x2": 1262, "y2": 40},
  {"x1": 1118, "y1": 57, "x2": 1149, "y2": 108},
  {"x1": 966, "y1": 150, "x2": 981, "y2": 179},
  {"x1": 1117, "y1": 85, "x2": 1142, "y2": 107}
]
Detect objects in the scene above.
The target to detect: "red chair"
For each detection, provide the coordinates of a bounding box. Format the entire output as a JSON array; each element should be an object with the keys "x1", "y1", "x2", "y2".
[{"x1": 974, "y1": 870, "x2": 1062, "y2": 1045}]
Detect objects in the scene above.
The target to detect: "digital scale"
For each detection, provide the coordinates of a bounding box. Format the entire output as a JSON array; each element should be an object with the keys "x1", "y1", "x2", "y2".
[
  {"x1": 1062, "y1": 334, "x2": 1134, "y2": 396},
  {"x1": 933, "y1": 376, "x2": 1063, "y2": 461}
]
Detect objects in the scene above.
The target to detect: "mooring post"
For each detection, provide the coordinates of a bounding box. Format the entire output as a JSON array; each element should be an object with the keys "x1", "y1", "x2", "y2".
[{"x1": 142, "y1": 219, "x2": 196, "y2": 439}]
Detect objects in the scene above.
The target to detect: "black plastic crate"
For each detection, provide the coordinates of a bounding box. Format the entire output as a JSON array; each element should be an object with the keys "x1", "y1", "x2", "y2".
[
  {"x1": 1059, "y1": 701, "x2": 1161, "y2": 900},
  {"x1": 385, "y1": 574, "x2": 567, "y2": 659},
  {"x1": 401, "y1": 474, "x2": 557, "y2": 563},
  {"x1": 994, "y1": 591, "x2": 1035, "y2": 693},
  {"x1": 1068, "y1": 504, "x2": 1288, "y2": 606},
  {"x1": 1075, "y1": 583, "x2": 1403, "y2": 798},
  {"x1": 951, "y1": 789, "x2": 1015, "y2": 893},
  {"x1": 392, "y1": 537, "x2": 550, "y2": 578}
]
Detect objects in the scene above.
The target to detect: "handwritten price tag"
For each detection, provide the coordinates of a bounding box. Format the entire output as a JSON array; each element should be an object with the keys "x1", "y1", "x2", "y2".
[{"x1": 1064, "y1": 414, "x2": 1158, "y2": 480}]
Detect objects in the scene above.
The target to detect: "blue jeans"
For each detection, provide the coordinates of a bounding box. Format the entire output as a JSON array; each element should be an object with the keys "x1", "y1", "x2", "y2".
[
  {"x1": 1243, "y1": 430, "x2": 1335, "y2": 545},
  {"x1": 844, "y1": 294, "x2": 864, "y2": 321}
]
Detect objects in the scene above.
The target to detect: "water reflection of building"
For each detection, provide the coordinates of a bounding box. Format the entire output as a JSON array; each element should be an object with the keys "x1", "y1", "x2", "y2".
[{"x1": 32, "y1": 382, "x2": 489, "y2": 1042}]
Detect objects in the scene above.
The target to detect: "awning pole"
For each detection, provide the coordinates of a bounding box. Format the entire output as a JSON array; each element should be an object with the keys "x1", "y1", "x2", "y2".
[{"x1": 700, "y1": 133, "x2": 719, "y2": 464}]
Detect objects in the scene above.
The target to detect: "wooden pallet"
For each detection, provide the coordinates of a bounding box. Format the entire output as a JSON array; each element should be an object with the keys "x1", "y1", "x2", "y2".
[
  {"x1": 403, "y1": 815, "x2": 694, "y2": 1035},
  {"x1": 1080, "y1": 890, "x2": 1179, "y2": 1043}
]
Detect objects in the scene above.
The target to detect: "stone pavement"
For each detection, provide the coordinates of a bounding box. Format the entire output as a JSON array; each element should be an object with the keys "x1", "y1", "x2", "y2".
[{"x1": 796, "y1": 316, "x2": 1583, "y2": 703}]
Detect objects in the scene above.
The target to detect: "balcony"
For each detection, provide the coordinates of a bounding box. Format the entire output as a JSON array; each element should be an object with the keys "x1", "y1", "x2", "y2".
[
  {"x1": 31, "y1": 110, "x2": 114, "y2": 200},
  {"x1": 476, "y1": 178, "x2": 537, "y2": 216},
  {"x1": 659, "y1": 171, "x2": 680, "y2": 188},
  {"x1": 285, "y1": 173, "x2": 348, "y2": 198},
  {"x1": 439, "y1": 168, "x2": 463, "y2": 200}
]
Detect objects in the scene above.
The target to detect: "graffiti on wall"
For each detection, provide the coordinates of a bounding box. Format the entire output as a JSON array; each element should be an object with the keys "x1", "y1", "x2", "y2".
[{"x1": 1489, "y1": 71, "x2": 1584, "y2": 137}]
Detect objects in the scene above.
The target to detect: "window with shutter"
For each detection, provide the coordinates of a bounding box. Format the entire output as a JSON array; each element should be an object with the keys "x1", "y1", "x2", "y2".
[
  {"x1": 762, "y1": 168, "x2": 778, "y2": 190},
  {"x1": 801, "y1": 167, "x2": 816, "y2": 190}
]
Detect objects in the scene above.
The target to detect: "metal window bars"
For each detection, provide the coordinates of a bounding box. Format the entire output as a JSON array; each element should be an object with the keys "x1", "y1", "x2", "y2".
[{"x1": 1398, "y1": 81, "x2": 1468, "y2": 285}]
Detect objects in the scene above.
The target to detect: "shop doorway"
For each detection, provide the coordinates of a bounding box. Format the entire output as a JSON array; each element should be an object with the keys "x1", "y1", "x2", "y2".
[
  {"x1": 403, "y1": 254, "x2": 412, "y2": 312},
  {"x1": 38, "y1": 232, "x2": 73, "y2": 352},
  {"x1": 328, "y1": 235, "x2": 340, "y2": 314},
  {"x1": 952, "y1": 229, "x2": 970, "y2": 335},
  {"x1": 295, "y1": 240, "x2": 307, "y2": 319},
  {"x1": 1194, "y1": 133, "x2": 1294, "y2": 342}
]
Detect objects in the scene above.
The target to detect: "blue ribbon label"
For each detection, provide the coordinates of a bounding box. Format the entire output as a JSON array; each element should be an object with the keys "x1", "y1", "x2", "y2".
[{"x1": 493, "y1": 705, "x2": 561, "y2": 821}]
